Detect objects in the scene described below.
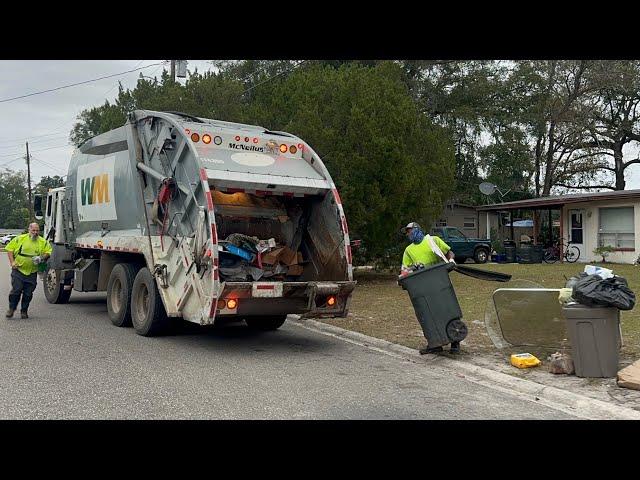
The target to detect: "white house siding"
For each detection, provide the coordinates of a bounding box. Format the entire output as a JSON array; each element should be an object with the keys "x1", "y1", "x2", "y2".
[{"x1": 568, "y1": 199, "x2": 639, "y2": 265}]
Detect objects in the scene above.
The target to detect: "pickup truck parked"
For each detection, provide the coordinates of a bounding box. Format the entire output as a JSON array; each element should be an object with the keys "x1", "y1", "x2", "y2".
[{"x1": 429, "y1": 226, "x2": 491, "y2": 264}]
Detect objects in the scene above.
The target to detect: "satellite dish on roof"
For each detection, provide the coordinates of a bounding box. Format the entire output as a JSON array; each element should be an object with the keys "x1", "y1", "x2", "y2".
[
  {"x1": 479, "y1": 182, "x2": 496, "y2": 195},
  {"x1": 479, "y1": 182, "x2": 511, "y2": 204}
]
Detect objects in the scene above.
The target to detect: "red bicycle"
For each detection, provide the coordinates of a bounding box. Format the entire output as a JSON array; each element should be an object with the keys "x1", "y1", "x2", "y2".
[{"x1": 543, "y1": 238, "x2": 580, "y2": 263}]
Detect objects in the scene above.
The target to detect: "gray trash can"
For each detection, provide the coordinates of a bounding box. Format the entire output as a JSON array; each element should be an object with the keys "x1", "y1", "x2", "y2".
[
  {"x1": 398, "y1": 262, "x2": 468, "y2": 348},
  {"x1": 562, "y1": 303, "x2": 621, "y2": 378}
]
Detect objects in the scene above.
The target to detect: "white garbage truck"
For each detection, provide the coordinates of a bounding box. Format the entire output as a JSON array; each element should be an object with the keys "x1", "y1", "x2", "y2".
[{"x1": 34, "y1": 110, "x2": 356, "y2": 336}]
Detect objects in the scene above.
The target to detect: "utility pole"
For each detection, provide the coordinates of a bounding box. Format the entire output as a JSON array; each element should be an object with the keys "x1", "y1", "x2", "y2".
[
  {"x1": 26, "y1": 142, "x2": 33, "y2": 219},
  {"x1": 170, "y1": 60, "x2": 175, "y2": 82}
]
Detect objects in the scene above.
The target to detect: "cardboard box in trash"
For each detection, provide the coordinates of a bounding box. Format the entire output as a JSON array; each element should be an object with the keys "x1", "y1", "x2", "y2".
[{"x1": 261, "y1": 246, "x2": 305, "y2": 275}]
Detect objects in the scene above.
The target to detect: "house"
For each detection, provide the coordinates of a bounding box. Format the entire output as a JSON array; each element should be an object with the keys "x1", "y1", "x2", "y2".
[
  {"x1": 476, "y1": 189, "x2": 640, "y2": 265},
  {"x1": 433, "y1": 202, "x2": 499, "y2": 239}
]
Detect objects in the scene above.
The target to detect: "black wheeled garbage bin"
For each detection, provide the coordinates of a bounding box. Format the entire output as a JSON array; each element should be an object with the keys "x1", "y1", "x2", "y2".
[{"x1": 398, "y1": 262, "x2": 468, "y2": 348}]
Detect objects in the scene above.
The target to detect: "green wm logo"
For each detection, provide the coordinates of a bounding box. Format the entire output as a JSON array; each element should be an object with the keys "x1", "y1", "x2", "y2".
[{"x1": 81, "y1": 174, "x2": 110, "y2": 205}]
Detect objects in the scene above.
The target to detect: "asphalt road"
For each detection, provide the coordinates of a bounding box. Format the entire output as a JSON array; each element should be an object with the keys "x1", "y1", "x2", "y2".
[{"x1": 0, "y1": 253, "x2": 582, "y2": 419}]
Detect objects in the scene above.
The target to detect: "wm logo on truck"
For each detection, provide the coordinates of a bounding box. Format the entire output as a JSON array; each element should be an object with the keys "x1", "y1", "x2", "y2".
[
  {"x1": 81, "y1": 174, "x2": 109, "y2": 205},
  {"x1": 76, "y1": 156, "x2": 117, "y2": 221}
]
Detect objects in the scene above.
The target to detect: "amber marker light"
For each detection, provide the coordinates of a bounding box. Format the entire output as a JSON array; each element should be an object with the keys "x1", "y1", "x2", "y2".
[
  {"x1": 227, "y1": 298, "x2": 238, "y2": 309},
  {"x1": 97, "y1": 241, "x2": 103, "y2": 247},
  {"x1": 289, "y1": 145, "x2": 297, "y2": 154},
  {"x1": 202, "y1": 134, "x2": 212, "y2": 144},
  {"x1": 217, "y1": 299, "x2": 226, "y2": 309},
  {"x1": 191, "y1": 133, "x2": 200, "y2": 142},
  {"x1": 279, "y1": 144, "x2": 288, "y2": 153},
  {"x1": 327, "y1": 295, "x2": 336, "y2": 306}
]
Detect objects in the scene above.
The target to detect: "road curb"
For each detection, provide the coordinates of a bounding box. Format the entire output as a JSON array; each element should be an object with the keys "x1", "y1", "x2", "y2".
[{"x1": 290, "y1": 316, "x2": 640, "y2": 420}]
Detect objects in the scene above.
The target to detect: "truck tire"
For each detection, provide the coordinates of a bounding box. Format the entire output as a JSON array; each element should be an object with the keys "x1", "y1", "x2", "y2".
[
  {"x1": 474, "y1": 248, "x2": 489, "y2": 264},
  {"x1": 131, "y1": 267, "x2": 169, "y2": 336},
  {"x1": 107, "y1": 263, "x2": 138, "y2": 327},
  {"x1": 43, "y1": 267, "x2": 71, "y2": 304},
  {"x1": 245, "y1": 315, "x2": 287, "y2": 331}
]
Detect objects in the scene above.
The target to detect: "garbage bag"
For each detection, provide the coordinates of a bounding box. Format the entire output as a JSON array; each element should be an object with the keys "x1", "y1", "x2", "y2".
[
  {"x1": 572, "y1": 274, "x2": 636, "y2": 310},
  {"x1": 565, "y1": 272, "x2": 589, "y2": 289}
]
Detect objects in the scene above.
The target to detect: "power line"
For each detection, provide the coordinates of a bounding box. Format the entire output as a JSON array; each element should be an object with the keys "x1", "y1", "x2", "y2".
[
  {"x1": 0, "y1": 157, "x2": 24, "y2": 168},
  {"x1": 0, "y1": 143, "x2": 70, "y2": 159},
  {"x1": 0, "y1": 61, "x2": 168, "y2": 104},
  {"x1": 0, "y1": 130, "x2": 68, "y2": 146},
  {"x1": 0, "y1": 135, "x2": 68, "y2": 151},
  {"x1": 29, "y1": 155, "x2": 67, "y2": 176},
  {"x1": 242, "y1": 60, "x2": 308, "y2": 95}
]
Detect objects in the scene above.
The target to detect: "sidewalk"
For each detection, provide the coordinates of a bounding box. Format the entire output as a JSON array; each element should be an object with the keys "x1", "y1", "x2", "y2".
[{"x1": 290, "y1": 316, "x2": 640, "y2": 420}]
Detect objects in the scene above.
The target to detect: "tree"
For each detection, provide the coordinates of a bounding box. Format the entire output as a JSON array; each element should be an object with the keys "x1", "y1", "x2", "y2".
[
  {"x1": 0, "y1": 170, "x2": 30, "y2": 228},
  {"x1": 35, "y1": 175, "x2": 65, "y2": 195},
  {"x1": 580, "y1": 60, "x2": 640, "y2": 190},
  {"x1": 247, "y1": 61, "x2": 456, "y2": 263}
]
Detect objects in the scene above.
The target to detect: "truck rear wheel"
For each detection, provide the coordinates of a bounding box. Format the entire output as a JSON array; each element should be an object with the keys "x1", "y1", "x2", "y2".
[
  {"x1": 107, "y1": 263, "x2": 138, "y2": 327},
  {"x1": 131, "y1": 267, "x2": 169, "y2": 336},
  {"x1": 474, "y1": 248, "x2": 489, "y2": 264},
  {"x1": 245, "y1": 315, "x2": 287, "y2": 331},
  {"x1": 43, "y1": 267, "x2": 71, "y2": 304}
]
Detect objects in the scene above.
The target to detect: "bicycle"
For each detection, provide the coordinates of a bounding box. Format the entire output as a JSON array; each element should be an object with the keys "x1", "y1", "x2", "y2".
[{"x1": 543, "y1": 238, "x2": 580, "y2": 263}]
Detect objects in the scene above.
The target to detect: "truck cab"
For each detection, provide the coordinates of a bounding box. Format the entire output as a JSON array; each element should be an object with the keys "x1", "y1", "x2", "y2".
[{"x1": 430, "y1": 226, "x2": 491, "y2": 264}]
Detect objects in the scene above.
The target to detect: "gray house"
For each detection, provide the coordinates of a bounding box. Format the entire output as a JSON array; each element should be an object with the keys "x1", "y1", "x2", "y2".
[{"x1": 433, "y1": 203, "x2": 499, "y2": 239}]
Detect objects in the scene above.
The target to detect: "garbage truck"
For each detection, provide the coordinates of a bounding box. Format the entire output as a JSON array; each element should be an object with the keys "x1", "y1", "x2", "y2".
[{"x1": 34, "y1": 110, "x2": 356, "y2": 336}]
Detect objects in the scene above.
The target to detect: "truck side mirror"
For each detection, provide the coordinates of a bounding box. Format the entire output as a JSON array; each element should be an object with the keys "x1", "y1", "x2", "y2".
[{"x1": 33, "y1": 194, "x2": 43, "y2": 220}]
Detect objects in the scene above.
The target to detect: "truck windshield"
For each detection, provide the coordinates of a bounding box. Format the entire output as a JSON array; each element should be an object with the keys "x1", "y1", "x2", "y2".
[{"x1": 447, "y1": 228, "x2": 466, "y2": 240}]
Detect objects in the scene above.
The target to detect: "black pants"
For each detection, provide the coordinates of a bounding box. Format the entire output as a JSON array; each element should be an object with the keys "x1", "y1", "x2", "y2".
[{"x1": 8, "y1": 269, "x2": 37, "y2": 312}]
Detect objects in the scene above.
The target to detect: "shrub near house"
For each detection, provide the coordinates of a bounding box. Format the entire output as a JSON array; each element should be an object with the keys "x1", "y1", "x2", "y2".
[{"x1": 430, "y1": 226, "x2": 492, "y2": 264}]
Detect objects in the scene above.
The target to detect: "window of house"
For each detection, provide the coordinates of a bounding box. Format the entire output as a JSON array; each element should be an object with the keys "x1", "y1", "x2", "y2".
[
  {"x1": 435, "y1": 218, "x2": 447, "y2": 227},
  {"x1": 598, "y1": 207, "x2": 635, "y2": 249},
  {"x1": 463, "y1": 217, "x2": 476, "y2": 229}
]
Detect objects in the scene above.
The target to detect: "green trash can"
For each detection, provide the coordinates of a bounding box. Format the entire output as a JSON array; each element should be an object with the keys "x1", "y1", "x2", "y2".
[
  {"x1": 519, "y1": 244, "x2": 532, "y2": 264},
  {"x1": 562, "y1": 303, "x2": 621, "y2": 378},
  {"x1": 530, "y1": 244, "x2": 543, "y2": 263},
  {"x1": 398, "y1": 262, "x2": 468, "y2": 348}
]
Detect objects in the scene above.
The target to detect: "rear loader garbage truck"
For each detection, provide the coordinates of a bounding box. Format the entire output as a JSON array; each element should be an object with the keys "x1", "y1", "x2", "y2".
[{"x1": 34, "y1": 110, "x2": 356, "y2": 336}]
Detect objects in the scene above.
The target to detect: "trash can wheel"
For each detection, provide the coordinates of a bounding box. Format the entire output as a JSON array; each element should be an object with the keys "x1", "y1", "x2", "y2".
[{"x1": 446, "y1": 319, "x2": 468, "y2": 342}]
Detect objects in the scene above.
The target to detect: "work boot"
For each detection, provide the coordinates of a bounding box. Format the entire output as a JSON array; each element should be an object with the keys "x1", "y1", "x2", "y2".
[
  {"x1": 20, "y1": 311, "x2": 28, "y2": 319},
  {"x1": 419, "y1": 345, "x2": 444, "y2": 355},
  {"x1": 449, "y1": 341, "x2": 461, "y2": 354},
  {"x1": 5, "y1": 308, "x2": 15, "y2": 318}
]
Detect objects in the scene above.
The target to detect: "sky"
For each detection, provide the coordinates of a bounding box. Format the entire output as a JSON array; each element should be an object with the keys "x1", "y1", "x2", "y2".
[
  {"x1": 2, "y1": 59, "x2": 640, "y2": 192},
  {"x1": 0, "y1": 60, "x2": 215, "y2": 186}
]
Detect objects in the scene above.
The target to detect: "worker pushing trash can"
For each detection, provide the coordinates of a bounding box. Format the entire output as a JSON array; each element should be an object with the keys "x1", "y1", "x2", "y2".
[{"x1": 398, "y1": 222, "x2": 511, "y2": 356}]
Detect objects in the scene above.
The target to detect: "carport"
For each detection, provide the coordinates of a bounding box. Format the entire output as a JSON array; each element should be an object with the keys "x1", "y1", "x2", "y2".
[{"x1": 476, "y1": 189, "x2": 640, "y2": 259}]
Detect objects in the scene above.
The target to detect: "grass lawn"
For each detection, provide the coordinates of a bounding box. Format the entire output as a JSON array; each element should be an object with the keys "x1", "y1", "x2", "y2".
[{"x1": 320, "y1": 261, "x2": 640, "y2": 361}]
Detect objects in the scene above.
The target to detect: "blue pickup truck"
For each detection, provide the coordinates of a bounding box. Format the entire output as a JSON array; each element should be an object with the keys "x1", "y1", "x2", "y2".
[{"x1": 429, "y1": 226, "x2": 492, "y2": 264}]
